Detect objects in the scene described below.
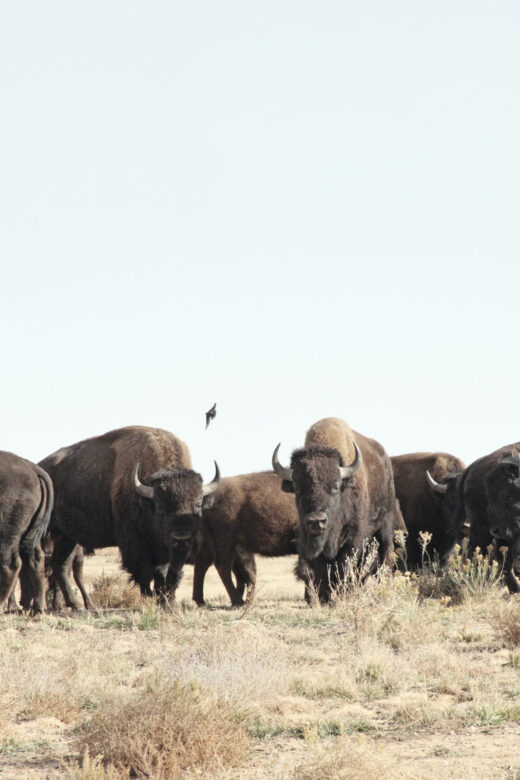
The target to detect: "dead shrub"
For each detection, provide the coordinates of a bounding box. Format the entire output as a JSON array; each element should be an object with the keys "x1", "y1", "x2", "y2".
[
  {"x1": 89, "y1": 572, "x2": 144, "y2": 609},
  {"x1": 77, "y1": 676, "x2": 249, "y2": 779}
]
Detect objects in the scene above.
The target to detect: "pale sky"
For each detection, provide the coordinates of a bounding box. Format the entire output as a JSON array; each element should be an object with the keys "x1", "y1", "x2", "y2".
[{"x1": 1, "y1": 1, "x2": 519, "y2": 480}]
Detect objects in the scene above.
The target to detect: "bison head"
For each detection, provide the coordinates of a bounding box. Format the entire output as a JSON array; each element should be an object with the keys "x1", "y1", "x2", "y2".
[
  {"x1": 426, "y1": 469, "x2": 468, "y2": 538},
  {"x1": 273, "y1": 442, "x2": 361, "y2": 560},
  {"x1": 132, "y1": 462, "x2": 220, "y2": 561},
  {"x1": 485, "y1": 454, "x2": 520, "y2": 542}
]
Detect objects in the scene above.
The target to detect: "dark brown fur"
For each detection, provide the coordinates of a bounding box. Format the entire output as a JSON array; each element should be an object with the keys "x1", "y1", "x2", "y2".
[
  {"x1": 195, "y1": 471, "x2": 299, "y2": 606},
  {"x1": 281, "y1": 418, "x2": 399, "y2": 604},
  {"x1": 39, "y1": 425, "x2": 214, "y2": 608},
  {"x1": 14, "y1": 534, "x2": 90, "y2": 611},
  {"x1": 0, "y1": 451, "x2": 54, "y2": 613},
  {"x1": 453, "y1": 443, "x2": 520, "y2": 593},
  {"x1": 391, "y1": 452, "x2": 466, "y2": 568}
]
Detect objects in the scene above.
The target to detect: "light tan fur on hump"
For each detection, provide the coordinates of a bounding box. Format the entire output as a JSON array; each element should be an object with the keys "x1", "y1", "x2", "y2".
[{"x1": 304, "y1": 417, "x2": 355, "y2": 463}]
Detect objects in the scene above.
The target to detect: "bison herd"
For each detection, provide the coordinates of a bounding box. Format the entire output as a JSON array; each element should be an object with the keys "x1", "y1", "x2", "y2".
[{"x1": 1, "y1": 418, "x2": 519, "y2": 613}]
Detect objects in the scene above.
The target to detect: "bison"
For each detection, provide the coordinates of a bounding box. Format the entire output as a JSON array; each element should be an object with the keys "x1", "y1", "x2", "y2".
[
  {"x1": 391, "y1": 452, "x2": 466, "y2": 569},
  {"x1": 429, "y1": 443, "x2": 520, "y2": 593},
  {"x1": 39, "y1": 425, "x2": 219, "y2": 608},
  {"x1": 272, "y1": 417, "x2": 399, "y2": 603},
  {"x1": 0, "y1": 451, "x2": 54, "y2": 613},
  {"x1": 194, "y1": 470, "x2": 299, "y2": 606}
]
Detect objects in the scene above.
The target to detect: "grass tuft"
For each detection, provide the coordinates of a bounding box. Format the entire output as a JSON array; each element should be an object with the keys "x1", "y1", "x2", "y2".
[
  {"x1": 293, "y1": 735, "x2": 415, "y2": 779},
  {"x1": 89, "y1": 573, "x2": 144, "y2": 609},
  {"x1": 495, "y1": 599, "x2": 520, "y2": 647}
]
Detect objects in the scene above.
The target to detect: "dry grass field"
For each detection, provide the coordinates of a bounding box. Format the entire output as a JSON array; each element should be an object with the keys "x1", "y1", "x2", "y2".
[{"x1": 2, "y1": 548, "x2": 520, "y2": 779}]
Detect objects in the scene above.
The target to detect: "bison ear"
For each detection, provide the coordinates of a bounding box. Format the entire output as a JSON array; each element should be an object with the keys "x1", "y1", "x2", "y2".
[{"x1": 281, "y1": 479, "x2": 295, "y2": 494}]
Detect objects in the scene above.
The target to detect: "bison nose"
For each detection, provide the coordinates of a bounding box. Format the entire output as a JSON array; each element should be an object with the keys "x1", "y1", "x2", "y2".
[
  {"x1": 305, "y1": 512, "x2": 328, "y2": 536},
  {"x1": 490, "y1": 525, "x2": 501, "y2": 538}
]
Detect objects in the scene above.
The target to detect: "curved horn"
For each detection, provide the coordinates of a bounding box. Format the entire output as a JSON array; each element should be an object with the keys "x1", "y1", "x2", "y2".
[
  {"x1": 202, "y1": 461, "x2": 221, "y2": 496},
  {"x1": 426, "y1": 470, "x2": 448, "y2": 495},
  {"x1": 339, "y1": 441, "x2": 362, "y2": 480},
  {"x1": 272, "y1": 443, "x2": 293, "y2": 482},
  {"x1": 132, "y1": 463, "x2": 154, "y2": 500}
]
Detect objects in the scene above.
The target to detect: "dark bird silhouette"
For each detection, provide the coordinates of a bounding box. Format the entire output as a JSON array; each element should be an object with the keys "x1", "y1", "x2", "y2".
[{"x1": 205, "y1": 403, "x2": 217, "y2": 430}]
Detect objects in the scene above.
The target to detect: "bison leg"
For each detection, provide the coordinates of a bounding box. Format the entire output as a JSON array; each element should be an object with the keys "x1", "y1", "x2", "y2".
[
  {"x1": 51, "y1": 534, "x2": 84, "y2": 609},
  {"x1": 153, "y1": 564, "x2": 169, "y2": 601},
  {"x1": 376, "y1": 512, "x2": 396, "y2": 569},
  {"x1": 163, "y1": 565, "x2": 183, "y2": 605},
  {"x1": 233, "y1": 549, "x2": 256, "y2": 602},
  {"x1": 71, "y1": 547, "x2": 92, "y2": 610},
  {"x1": 301, "y1": 558, "x2": 332, "y2": 605},
  {"x1": 20, "y1": 543, "x2": 46, "y2": 613},
  {"x1": 6, "y1": 588, "x2": 19, "y2": 612},
  {"x1": 192, "y1": 540, "x2": 214, "y2": 606},
  {"x1": 136, "y1": 567, "x2": 155, "y2": 598},
  {"x1": 18, "y1": 556, "x2": 34, "y2": 610},
  {"x1": 294, "y1": 556, "x2": 315, "y2": 604},
  {"x1": 154, "y1": 562, "x2": 184, "y2": 607},
  {"x1": 120, "y1": 547, "x2": 155, "y2": 599},
  {"x1": 213, "y1": 557, "x2": 245, "y2": 607},
  {"x1": 0, "y1": 547, "x2": 22, "y2": 610}
]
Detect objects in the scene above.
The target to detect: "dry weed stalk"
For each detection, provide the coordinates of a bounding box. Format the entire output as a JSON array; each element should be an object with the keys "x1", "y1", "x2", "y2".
[{"x1": 414, "y1": 541, "x2": 504, "y2": 604}]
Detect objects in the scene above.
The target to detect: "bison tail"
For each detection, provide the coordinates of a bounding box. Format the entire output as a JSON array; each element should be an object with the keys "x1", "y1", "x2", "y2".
[{"x1": 20, "y1": 465, "x2": 54, "y2": 556}]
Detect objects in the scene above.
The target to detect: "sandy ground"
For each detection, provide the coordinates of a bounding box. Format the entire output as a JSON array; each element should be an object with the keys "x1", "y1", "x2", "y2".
[{"x1": 3, "y1": 552, "x2": 520, "y2": 779}]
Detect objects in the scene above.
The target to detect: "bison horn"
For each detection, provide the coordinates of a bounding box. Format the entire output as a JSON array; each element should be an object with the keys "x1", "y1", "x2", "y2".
[
  {"x1": 338, "y1": 442, "x2": 362, "y2": 480},
  {"x1": 426, "y1": 470, "x2": 448, "y2": 495},
  {"x1": 132, "y1": 463, "x2": 155, "y2": 500},
  {"x1": 202, "y1": 461, "x2": 221, "y2": 496},
  {"x1": 272, "y1": 443, "x2": 293, "y2": 482}
]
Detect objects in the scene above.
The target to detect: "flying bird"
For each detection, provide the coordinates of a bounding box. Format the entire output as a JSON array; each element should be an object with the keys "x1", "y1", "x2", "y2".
[{"x1": 205, "y1": 403, "x2": 217, "y2": 430}]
